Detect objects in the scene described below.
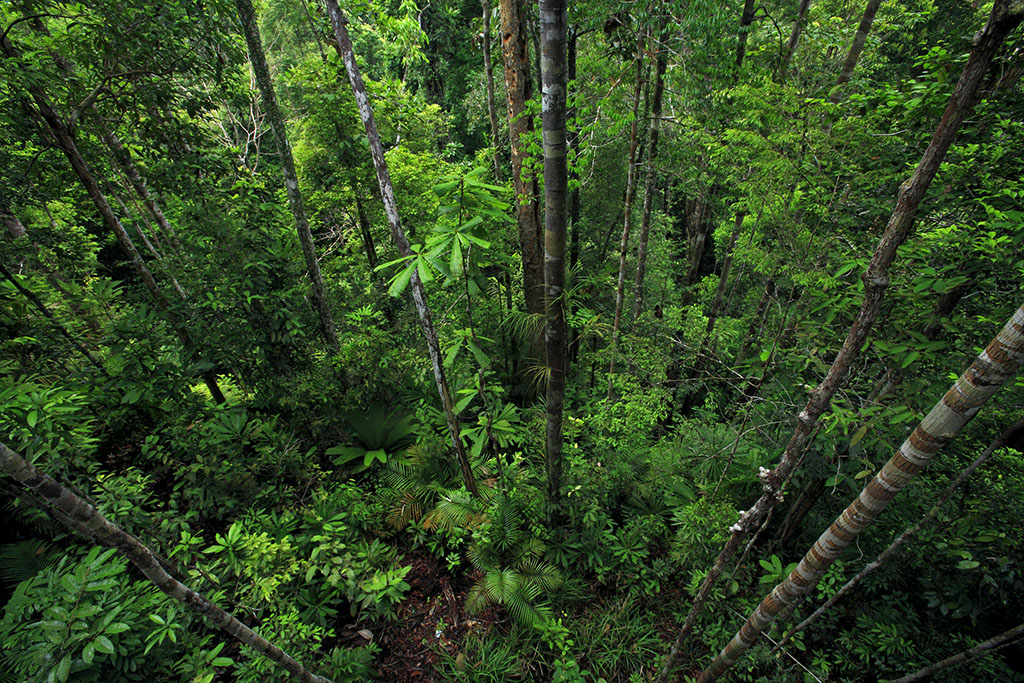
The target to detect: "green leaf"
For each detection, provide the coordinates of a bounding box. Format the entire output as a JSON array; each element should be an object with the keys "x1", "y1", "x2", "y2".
[
  {"x1": 388, "y1": 263, "x2": 415, "y2": 297},
  {"x1": 454, "y1": 392, "x2": 475, "y2": 414},
  {"x1": 363, "y1": 449, "x2": 387, "y2": 467},
  {"x1": 82, "y1": 642, "x2": 95, "y2": 664},
  {"x1": 27, "y1": 410, "x2": 38, "y2": 427},
  {"x1": 93, "y1": 635, "x2": 115, "y2": 654},
  {"x1": 956, "y1": 559, "x2": 980, "y2": 570},
  {"x1": 212, "y1": 657, "x2": 235, "y2": 667},
  {"x1": 105, "y1": 622, "x2": 130, "y2": 634},
  {"x1": 450, "y1": 237, "x2": 463, "y2": 275},
  {"x1": 854, "y1": 469, "x2": 873, "y2": 480}
]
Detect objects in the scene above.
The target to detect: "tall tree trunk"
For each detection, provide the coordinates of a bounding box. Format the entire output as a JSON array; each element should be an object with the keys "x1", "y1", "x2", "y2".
[
  {"x1": 777, "y1": 0, "x2": 812, "y2": 82},
  {"x1": 630, "y1": 43, "x2": 667, "y2": 325},
  {"x1": 735, "y1": 0, "x2": 757, "y2": 70},
  {"x1": 236, "y1": 0, "x2": 339, "y2": 355},
  {"x1": 657, "y1": 3, "x2": 1022, "y2": 676},
  {"x1": 698, "y1": 305, "x2": 1024, "y2": 682},
  {"x1": 499, "y1": 0, "x2": 544, "y2": 315},
  {"x1": 1, "y1": 34, "x2": 226, "y2": 404},
  {"x1": 567, "y1": 29, "x2": 582, "y2": 365},
  {"x1": 607, "y1": 36, "x2": 646, "y2": 400},
  {"x1": 0, "y1": 440, "x2": 332, "y2": 683},
  {"x1": 704, "y1": 210, "x2": 745, "y2": 337},
  {"x1": 830, "y1": 0, "x2": 883, "y2": 103},
  {"x1": 325, "y1": 0, "x2": 479, "y2": 497},
  {"x1": 681, "y1": 193, "x2": 712, "y2": 307},
  {"x1": 353, "y1": 189, "x2": 378, "y2": 270},
  {"x1": 482, "y1": 0, "x2": 503, "y2": 180},
  {"x1": 733, "y1": 279, "x2": 774, "y2": 368},
  {"x1": 776, "y1": 416, "x2": 1024, "y2": 652},
  {"x1": 890, "y1": 622, "x2": 1024, "y2": 683},
  {"x1": 2, "y1": 205, "x2": 27, "y2": 239},
  {"x1": 540, "y1": 0, "x2": 568, "y2": 508}
]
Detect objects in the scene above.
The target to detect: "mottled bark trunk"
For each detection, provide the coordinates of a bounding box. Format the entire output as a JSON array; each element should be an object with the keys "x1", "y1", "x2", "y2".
[
  {"x1": 326, "y1": 0, "x2": 479, "y2": 497},
  {"x1": 777, "y1": 0, "x2": 812, "y2": 82},
  {"x1": 776, "y1": 416, "x2": 1024, "y2": 652},
  {"x1": 482, "y1": 0, "x2": 503, "y2": 180},
  {"x1": 236, "y1": 0, "x2": 339, "y2": 355},
  {"x1": 540, "y1": 0, "x2": 568, "y2": 508},
  {"x1": 499, "y1": 0, "x2": 544, "y2": 315},
  {"x1": 607, "y1": 37, "x2": 646, "y2": 400},
  {"x1": 0, "y1": 441, "x2": 331, "y2": 683},
  {"x1": 830, "y1": 0, "x2": 883, "y2": 103},
  {"x1": 2, "y1": 206, "x2": 27, "y2": 239},
  {"x1": 1, "y1": 33, "x2": 226, "y2": 404},
  {"x1": 658, "y1": 4, "x2": 1021, "y2": 676},
  {"x1": 699, "y1": 306, "x2": 1024, "y2": 682},
  {"x1": 890, "y1": 622, "x2": 1024, "y2": 683},
  {"x1": 630, "y1": 46, "x2": 667, "y2": 325}
]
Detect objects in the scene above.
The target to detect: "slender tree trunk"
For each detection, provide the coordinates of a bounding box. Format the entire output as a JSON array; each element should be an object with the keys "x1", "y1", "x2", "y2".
[
  {"x1": 499, "y1": 0, "x2": 544, "y2": 315},
  {"x1": 326, "y1": 0, "x2": 479, "y2": 497},
  {"x1": 698, "y1": 305, "x2": 1024, "y2": 682},
  {"x1": 2, "y1": 205, "x2": 27, "y2": 239},
  {"x1": 890, "y1": 622, "x2": 1024, "y2": 683},
  {"x1": 567, "y1": 29, "x2": 582, "y2": 365},
  {"x1": 777, "y1": 0, "x2": 812, "y2": 82},
  {"x1": 236, "y1": 0, "x2": 339, "y2": 355},
  {"x1": 482, "y1": 0, "x2": 503, "y2": 180},
  {"x1": 0, "y1": 440, "x2": 332, "y2": 683},
  {"x1": 705, "y1": 210, "x2": 745, "y2": 337},
  {"x1": 736, "y1": 0, "x2": 758, "y2": 70},
  {"x1": 1, "y1": 34, "x2": 226, "y2": 404},
  {"x1": 0, "y1": 261, "x2": 109, "y2": 376},
  {"x1": 353, "y1": 189, "x2": 378, "y2": 270},
  {"x1": 733, "y1": 279, "x2": 774, "y2": 368},
  {"x1": 607, "y1": 36, "x2": 646, "y2": 400},
  {"x1": 540, "y1": 0, "x2": 568, "y2": 508},
  {"x1": 830, "y1": 0, "x2": 883, "y2": 103},
  {"x1": 657, "y1": 4, "x2": 1022, "y2": 676},
  {"x1": 776, "y1": 416, "x2": 1024, "y2": 652},
  {"x1": 681, "y1": 192, "x2": 713, "y2": 306},
  {"x1": 630, "y1": 44, "x2": 667, "y2": 325}
]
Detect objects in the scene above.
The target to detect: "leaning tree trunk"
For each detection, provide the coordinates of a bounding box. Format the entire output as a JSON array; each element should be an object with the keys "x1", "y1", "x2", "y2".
[
  {"x1": 657, "y1": 3, "x2": 1023, "y2": 677},
  {"x1": 325, "y1": 0, "x2": 479, "y2": 497},
  {"x1": 236, "y1": 0, "x2": 339, "y2": 354},
  {"x1": 0, "y1": 33, "x2": 226, "y2": 404},
  {"x1": 607, "y1": 35, "x2": 646, "y2": 400},
  {"x1": 698, "y1": 305, "x2": 1024, "y2": 682},
  {"x1": 499, "y1": 0, "x2": 544, "y2": 316},
  {"x1": 482, "y1": 0, "x2": 503, "y2": 180},
  {"x1": 777, "y1": 0, "x2": 812, "y2": 81},
  {"x1": 630, "y1": 42, "x2": 667, "y2": 325},
  {"x1": 830, "y1": 0, "x2": 883, "y2": 103},
  {"x1": 775, "y1": 415, "x2": 1024, "y2": 652},
  {"x1": 2, "y1": 204, "x2": 27, "y2": 239},
  {"x1": 0, "y1": 440, "x2": 332, "y2": 683},
  {"x1": 735, "y1": 0, "x2": 758, "y2": 70},
  {"x1": 889, "y1": 622, "x2": 1024, "y2": 683},
  {"x1": 540, "y1": 0, "x2": 568, "y2": 508}
]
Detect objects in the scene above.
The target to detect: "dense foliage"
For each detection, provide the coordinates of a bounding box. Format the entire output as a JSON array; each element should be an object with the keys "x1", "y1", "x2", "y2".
[{"x1": 2, "y1": 0, "x2": 1023, "y2": 681}]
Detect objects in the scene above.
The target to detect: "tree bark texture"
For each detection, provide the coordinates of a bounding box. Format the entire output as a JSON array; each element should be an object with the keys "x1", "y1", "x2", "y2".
[
  {"x1": 607, "y1": 36, "x2": 646, "y2": 400},
  {"x1": 735, "y1": 0, "x2": 757, "y2": 70},
  {"x1": 705, "y1": 210, "x2": 745, "y2": 337},
  {"x1": 830, "y1": 0, "x2": 883, "y2": 103},
  {"x1": 777, "y1": 0, "x2": 812, "y2": 82},
  {"x1": 499, "y1": 0, "x2": 544, "y2": 315},
  {"x1": 776, "y1": 415, "x2": 1024, "y2": 652},
  {"x1": 658, "y1": 4, "x2": 1022, "y2": 676},
  {"x1": 482, "y1": 0, "x2": 503, "y2": 180},
  {"x1": 698, "y1": 305, "x2": 1024, "y2": 682},
  {"x1": 0, "y1": 33, "x2": 226, "y2": 404},
  {"x1": 325, "y1": 0, "x2": 479, "y2": 497},
  {"x1": 630, "y1": 45, "x2": 667, "y2": 325},
  {"x1": 0, "y1": 440, "x2": 332, "y2": 683},
  {"x1": 889, "y1": 622, "x2": 1024, "y2": 683},
  {"x1": 236, "y1": 0, "x2": 340, "y2": 354},
  {"x1": 2, "y1": 205, "x2": 27, "y2": 239},
  {"x1": 540, "y1": 0, "x2": 568, "y2": 507}
]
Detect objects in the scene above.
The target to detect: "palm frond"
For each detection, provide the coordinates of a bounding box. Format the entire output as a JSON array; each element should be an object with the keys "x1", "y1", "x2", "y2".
[{"x1": 0, "y1": 540, "x2": 62, "y2": 589}]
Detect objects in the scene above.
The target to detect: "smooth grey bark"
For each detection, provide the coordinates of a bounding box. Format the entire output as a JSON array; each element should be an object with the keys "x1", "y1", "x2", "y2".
[
  {"x1": 775, "y1": 416, "x2": 1024, "y2": 652},
  {"x1": 0, "y1": 33, "x2": 226, "y2": 404},
  {"x1": 889, "y1": 622, "x2": 1024, "y2": 683},
  {"x1": 325, "y1": 0, "x2": 479, "y2": 497},
  {"x1": 830, "y1": 0, "x2": 883, "y2": 103},
  {"x1": 699, "y1": 306, "x2": 1024, "y2": 681},
  {"x1": 777, "y1": 0, "x2": 812, "y2": 81},
  {"x1": 607, "y1": 35, "x2": 646, "y2": 401},
  {"x1": 482, "y1": 0, "x2": 503, "y2": 180},
  {"x1": 630, "y1": 44, "x2": 667, "y2": 325},
  {"x1": 657, "y1": 3, "x2": 1023, "y2": 677},
  {"x1": 0, "y1": 440, "x2": 331, "y2": 683},
  {"x1": 540, "y1": 0, "x2": 568, "y2": 508},
  {"x1": 236, "y1": 0, "x2": 340, "y2": 354}
]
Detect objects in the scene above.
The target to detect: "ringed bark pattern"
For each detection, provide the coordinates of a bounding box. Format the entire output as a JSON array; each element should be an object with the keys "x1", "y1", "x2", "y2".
[{"x1": 698, "y1": 305, "x2": 1024, "y2": 682}]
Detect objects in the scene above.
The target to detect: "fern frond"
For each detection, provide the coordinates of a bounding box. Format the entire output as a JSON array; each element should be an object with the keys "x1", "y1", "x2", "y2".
[
  {"x1": 423, "y1": 490, "x2": 479, "y2": 532},
  {"x1": 517, "y1": 558, "x2": 563, "y2": 592}
]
